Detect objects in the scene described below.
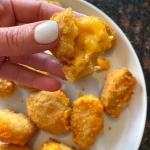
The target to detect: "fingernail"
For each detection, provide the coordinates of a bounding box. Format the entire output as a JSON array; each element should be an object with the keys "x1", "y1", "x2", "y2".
[{"x1": 34, "y1": 21, "x2": 58, "y2": 44}]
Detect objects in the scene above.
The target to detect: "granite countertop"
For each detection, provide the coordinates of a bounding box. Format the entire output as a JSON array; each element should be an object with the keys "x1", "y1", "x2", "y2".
[{"x1": 85, "y1": 0, "x2": 150, "y2": 149}]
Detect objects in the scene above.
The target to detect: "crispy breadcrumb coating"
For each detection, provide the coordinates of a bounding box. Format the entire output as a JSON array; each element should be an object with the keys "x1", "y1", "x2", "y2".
[
  {"x1": 0, "y1": 109, "x2": 38, "y2": 145},
  {"x1": 27, "y1": 90, "x2": 71, "y2": 134},
  {"x1": 70, "y1": 94, "x2": 104, "y2": 149},
  {"x1": 50, "y1": 8, "x2": 78, "y2": 63},
  {"x1": 0, "y1": 79, "x2": 14, "y2": 97},
  {"x1": 100, "y1": 68, "x2": 137, "y2": 118},
  {"x1": 50, "y1": 8, "x2": 115, "y2": 82},
  {"x1": 0, "y1": 144, "x2": 31, "y2": 150},
  {"x1": 39, "y1": 138, "x2": 76, "y2": 150}
]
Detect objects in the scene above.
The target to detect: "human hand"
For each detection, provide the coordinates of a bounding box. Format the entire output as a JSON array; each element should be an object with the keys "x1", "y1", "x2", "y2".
[{"x1": 0, "y1": 0, "x2": 83, "y2": 91}]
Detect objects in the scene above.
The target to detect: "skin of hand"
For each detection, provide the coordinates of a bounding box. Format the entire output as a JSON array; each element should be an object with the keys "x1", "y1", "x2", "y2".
[{"x1": 0, "y1": 0, "x2": 83, "y2": 91}]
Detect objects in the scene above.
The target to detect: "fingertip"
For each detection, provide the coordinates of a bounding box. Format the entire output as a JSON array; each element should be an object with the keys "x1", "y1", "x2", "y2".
[
  {"x1": 74, "y1": 11, "x2": 86, "y2": 18},
  {"x1": 58, "y1": 70, "x2": 66, "y2": 80},
  {"x1": 32, "y1": 20, "x2": 60, "y2": 53}
]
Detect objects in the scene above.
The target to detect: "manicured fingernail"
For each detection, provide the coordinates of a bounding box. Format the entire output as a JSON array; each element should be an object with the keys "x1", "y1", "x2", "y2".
[{"x1": 34, "y1": 21, "x2": 58, "y2": 44}]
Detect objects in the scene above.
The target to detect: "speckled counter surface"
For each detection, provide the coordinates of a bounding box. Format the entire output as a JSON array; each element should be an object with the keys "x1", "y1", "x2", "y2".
[{"x1": 85, "y1": 0, "x2": 150, "y2": 149}]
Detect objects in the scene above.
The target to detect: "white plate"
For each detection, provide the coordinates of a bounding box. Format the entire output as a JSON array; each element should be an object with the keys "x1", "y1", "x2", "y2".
[{"x1": 0, "y1": 0, "x2": 147, "y2": 150}]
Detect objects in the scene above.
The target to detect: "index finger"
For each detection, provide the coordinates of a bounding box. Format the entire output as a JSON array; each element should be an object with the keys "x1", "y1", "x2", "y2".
[{"x1": 11, "y1": 0, "x2": 84, "y2": 23}]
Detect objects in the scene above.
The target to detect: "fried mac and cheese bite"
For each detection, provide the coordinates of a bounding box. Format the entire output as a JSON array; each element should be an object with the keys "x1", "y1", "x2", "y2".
[
  {"x1": 100, "y1": 68, "x2": 137, "y2": 118},
  {"x1": 0, "y1": 79, "x2": 14, "y2": 97},
  {"x1": 50, "y1": 8, "x2": 116, "y2": 82},
  {"x1": 0, "y1": 109, "x2": 38, "y2": 145},
  {"x1": 70, "y1": 94, "x2": 104, "y2": 149},
  {"x1": 0, "y1": 144, "x2": 31, "y2": 150},
  {"x1": 27, "y1": 90, "x2": 71, "y2": 135},
  {"x1": 39, "y1": 138, "x2": 76, "y2": 150}
]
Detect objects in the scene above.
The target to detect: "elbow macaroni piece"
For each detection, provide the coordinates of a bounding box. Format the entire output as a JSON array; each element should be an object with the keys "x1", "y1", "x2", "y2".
[
  {"x1": 50, "y1": 8, "x2": 115, "y2": 82},
  {"x1": 94, "y1": 58, "x2": 110, "y2": 72}
]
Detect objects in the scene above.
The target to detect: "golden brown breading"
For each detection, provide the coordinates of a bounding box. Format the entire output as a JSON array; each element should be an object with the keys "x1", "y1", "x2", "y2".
[
  {"x1": 70, "y1": 94, "x2": 104, "y2": 149},
  {"x1": 0, "y1": 144, "x2": 31, "y2": 150},
  {"x1": 39, "y1": 138, "x2": 76, "y2": 150},
  {"x1": 100, "y1": 67, "x2": 137, "y2": 118},
  {"x1": 40, "y1": 0, "x2": 62, "y2": 7},
  {"x1": 27, "y1": 90, "x2": 71, "y2": 134},
  {"x1": 50, "y1": 8, "x2": 78, "y2": 63},
  {"x1": 0, "y1": 79, "x2": 14, "y2": 97},
  {"x1": 0, "y1": 109, "x2": 38, "y2": 145},
  {"x1": 50, "y1": 8, "x2": 115, "y2": 82}
]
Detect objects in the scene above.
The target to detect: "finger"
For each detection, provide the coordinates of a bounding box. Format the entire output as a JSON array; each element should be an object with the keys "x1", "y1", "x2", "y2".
[
  {"x1": 0, "y1": 0, "x2": 15, "y2": 27},
  {"x1": 0, "y1": 20, "x2": 59, "y2": 56},
  {"x1": 10, "y1": 52, "x2": 66, "y2": 80},
  {"x1": 15, "y1": 22, "x2": 24, "y2": 26},
  {"x1": 0, "y1": 61, "x2": 61, "y2": 91},
  {"x1": 11, "y1": 0, "x2": 85, "y2": 23}
]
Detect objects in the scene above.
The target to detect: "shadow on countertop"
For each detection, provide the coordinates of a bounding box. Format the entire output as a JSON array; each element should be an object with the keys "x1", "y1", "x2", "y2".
[{"x1": 86, "y1": 0, "x2": 150, "y2": 149}]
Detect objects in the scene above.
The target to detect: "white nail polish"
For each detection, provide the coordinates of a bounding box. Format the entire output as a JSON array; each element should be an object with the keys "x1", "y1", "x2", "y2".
[{"x1": 34, "y1": 21, "x2": 58, "y2": 44}]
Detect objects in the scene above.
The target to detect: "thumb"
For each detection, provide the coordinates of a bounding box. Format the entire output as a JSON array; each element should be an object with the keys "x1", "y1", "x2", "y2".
[{"x1": 0, "y1": 21, "x2": 59, "y2": 56}]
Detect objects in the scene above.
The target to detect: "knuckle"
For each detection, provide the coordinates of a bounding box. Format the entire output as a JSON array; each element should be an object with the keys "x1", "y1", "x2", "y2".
[
  {"x1": 5, "y1": 26, "x2": 27, "y2": 54},
  {"x1": 6, "y1": 28, "x2": 20, "y2": 51}
]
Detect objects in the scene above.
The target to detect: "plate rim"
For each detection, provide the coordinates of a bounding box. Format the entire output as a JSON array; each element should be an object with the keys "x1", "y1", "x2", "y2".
[{"x1": 0, "y1": 0, "x2": 147, "y2": 149}]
